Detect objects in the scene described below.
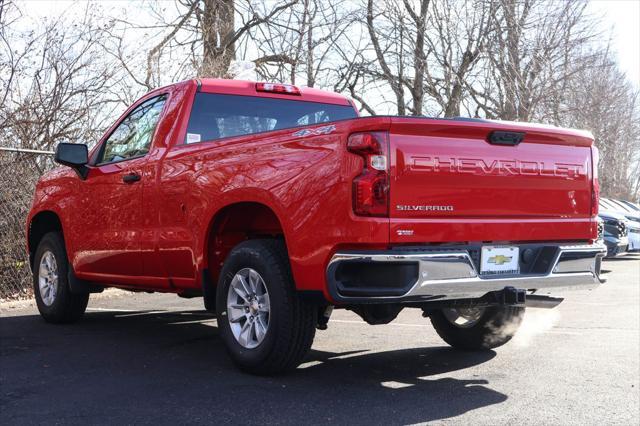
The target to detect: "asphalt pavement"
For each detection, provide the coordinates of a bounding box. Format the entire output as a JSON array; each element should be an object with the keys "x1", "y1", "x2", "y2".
[{"x1": 1, "y1": 254, "x2": 639, "y2": 425}]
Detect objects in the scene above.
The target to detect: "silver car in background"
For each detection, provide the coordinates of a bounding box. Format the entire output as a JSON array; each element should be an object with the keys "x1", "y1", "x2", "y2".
[{"x1": 599, "y1": 199, "x2": 638, "y2": 253}]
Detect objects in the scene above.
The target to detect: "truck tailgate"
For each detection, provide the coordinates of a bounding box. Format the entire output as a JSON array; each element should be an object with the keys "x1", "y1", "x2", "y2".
[{"x1": 388, "y1": 118, "x2": 596, "y2": 243}]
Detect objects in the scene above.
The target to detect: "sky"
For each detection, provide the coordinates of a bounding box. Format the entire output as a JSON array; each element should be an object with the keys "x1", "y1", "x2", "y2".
[{"x1": 14, "y1": 0, "x2": 640, "y2": 88}]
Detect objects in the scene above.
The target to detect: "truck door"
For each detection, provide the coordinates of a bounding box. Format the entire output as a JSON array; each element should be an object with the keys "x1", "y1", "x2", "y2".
[{"x1": 72, "y1": 95, "x2": 167, "y2": 280}]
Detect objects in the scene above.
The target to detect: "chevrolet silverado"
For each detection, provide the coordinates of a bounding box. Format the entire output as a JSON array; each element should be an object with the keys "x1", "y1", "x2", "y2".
[{"x1": 27, "y1": 79, "x2": 606, "y2": 374}]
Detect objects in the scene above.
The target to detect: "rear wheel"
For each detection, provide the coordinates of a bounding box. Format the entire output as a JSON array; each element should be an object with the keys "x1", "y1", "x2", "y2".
[
  {"x1": 33, "y1": 232, "x2": 89, "y2": 323},
  {"x1": 430, "y1": 306, "x2": 524, "y2": 350},
  {"x1": 216, "y1": 239, "x2": 316, "y2": 375}
]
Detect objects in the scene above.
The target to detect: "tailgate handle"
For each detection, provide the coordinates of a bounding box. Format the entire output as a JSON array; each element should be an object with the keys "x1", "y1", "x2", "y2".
[{"x1": 488, "y1": 131, "x2": 525, "y2": 146}]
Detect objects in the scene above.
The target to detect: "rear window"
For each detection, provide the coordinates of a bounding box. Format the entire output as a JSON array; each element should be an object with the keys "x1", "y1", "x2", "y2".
[{"x1": 184, "y1": 92, "x2": 357, "y2": 144}]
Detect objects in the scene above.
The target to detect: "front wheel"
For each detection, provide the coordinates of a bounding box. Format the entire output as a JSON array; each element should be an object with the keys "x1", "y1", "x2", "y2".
[
  {"x1": 33, "y1": 232, "x2": 89, "y2": 323},
  {"x1": 429, "y1": 305, "x2": 524, "y2": 350},
  {"x1": 216, "y1": 239, "x2": 316, "y2": 375}
]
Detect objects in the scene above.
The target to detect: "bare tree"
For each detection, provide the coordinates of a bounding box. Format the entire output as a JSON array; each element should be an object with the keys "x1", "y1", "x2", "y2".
[
  {"x1": 365, "y1": 0, "x2": 411, "y2": 115},
  {"x1": 362, "y1": 0, "x2": 496, "y2": 117},
  {"x1": 558, "y1": 50, "x2": 640, "y2": 200},
  {"x1": 424, "y1": 0, "x2": 496, "y2": 117},
  {"x1": 103, "y1": 0, "x2": 298, "y2": 87},
  {"x1": 471, "y1": 0, "x2": 599, "y2": 122},
  {"x1": 250, "y1": 0, "x2": 355, "y2": 88},
  {"x1": 0, "y1": 2, "x2": 119, "y2": 151}
]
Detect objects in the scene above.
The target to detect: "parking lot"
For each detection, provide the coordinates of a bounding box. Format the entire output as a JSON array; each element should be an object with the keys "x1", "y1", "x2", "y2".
[{"x1": 1, "y1": 255, "x2": 638, "y2": 425}]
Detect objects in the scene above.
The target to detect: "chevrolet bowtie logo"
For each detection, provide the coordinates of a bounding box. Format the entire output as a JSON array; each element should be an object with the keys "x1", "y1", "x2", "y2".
[{"x1": 488, "y1": 255, "x2": 512, "y2": 265}]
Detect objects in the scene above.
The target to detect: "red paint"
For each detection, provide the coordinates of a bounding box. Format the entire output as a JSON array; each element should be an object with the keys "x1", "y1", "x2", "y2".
[{"x1": 27, "y1": 79, "x2": 599, "y2": 303}]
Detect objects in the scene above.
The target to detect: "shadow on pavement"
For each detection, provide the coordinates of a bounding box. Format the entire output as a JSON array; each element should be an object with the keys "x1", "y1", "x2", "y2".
[{"x1": 0, "y1": 309, "x2": 506, "y2": 425}]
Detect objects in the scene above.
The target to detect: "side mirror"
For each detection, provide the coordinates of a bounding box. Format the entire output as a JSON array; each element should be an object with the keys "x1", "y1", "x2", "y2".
[{"x1": 54, "y1": 143, "x2": 89, "y2": 179}]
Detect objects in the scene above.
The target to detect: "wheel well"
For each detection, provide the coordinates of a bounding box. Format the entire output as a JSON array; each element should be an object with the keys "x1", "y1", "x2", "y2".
[
  {"x1": 28, "y1": 211, "x2": 63, "y2": 268},
  {"x1": 206, "y1": 202, "x2": 285, "y2": 284}
]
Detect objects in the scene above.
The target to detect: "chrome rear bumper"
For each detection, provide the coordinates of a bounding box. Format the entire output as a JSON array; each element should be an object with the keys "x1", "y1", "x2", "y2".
[{"x1": 327, "y1": 244, "x2": 607, "y2": 303}]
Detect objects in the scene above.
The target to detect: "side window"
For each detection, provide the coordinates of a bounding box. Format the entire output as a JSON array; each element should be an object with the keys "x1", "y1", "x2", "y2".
[{"x1": 97, "y1": 95, "x2": 167, "y2": 164}]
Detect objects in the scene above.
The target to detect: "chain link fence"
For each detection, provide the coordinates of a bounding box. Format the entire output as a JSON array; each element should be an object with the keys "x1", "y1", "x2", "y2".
[{"x1": 0, "y1": 148, "x2": 55, "y2": 300}]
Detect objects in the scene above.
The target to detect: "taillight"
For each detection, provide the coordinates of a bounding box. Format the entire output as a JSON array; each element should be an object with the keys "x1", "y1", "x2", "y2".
[
  {"x1": 347, "y1": 132, "x2": 389, "y2": 217},
  {"x1": 592, "y1": 178, "x2": 600, "y2": 215},
  {"x1": 255, "y1": 82, "x2": 301, "y2": 95},
  {"x1": 591, "y1": 145, "x2": 600, "y2": 216}
]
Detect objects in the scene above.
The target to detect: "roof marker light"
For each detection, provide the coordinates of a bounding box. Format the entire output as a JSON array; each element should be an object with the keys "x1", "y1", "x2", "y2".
[{"x1": 255, "y1": 82, "x2": 301, "y2": 96}]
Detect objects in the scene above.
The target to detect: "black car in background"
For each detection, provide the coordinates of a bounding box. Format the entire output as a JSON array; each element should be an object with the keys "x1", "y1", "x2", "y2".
[
  {"x1": 598, "y1": 201, "x2": 629, "y2": 258},
  {"x1": 601, "y1": 198, "x2": 640, "y2": 253}
]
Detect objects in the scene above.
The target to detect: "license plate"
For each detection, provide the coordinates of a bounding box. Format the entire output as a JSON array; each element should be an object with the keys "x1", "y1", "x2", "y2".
[{"x1": 480, "y1": 246, "x2": 519, "y2": 275}]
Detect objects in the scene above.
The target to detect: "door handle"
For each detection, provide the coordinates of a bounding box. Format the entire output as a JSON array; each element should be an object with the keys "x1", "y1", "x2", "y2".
[{"x1": 122, "y1": 172, "x2": 141, "y2": 183}]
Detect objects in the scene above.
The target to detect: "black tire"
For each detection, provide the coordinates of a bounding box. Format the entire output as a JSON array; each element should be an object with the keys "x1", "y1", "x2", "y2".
[
  {"x1": 216, "y1": 239, "x2": 316, "y2": 375},
  {"x1": 430, "y1": 306, "x2": 525, "y2": 350},
  {"x1": 33, "y1": 232, "x2": 89, "y2": 323}
]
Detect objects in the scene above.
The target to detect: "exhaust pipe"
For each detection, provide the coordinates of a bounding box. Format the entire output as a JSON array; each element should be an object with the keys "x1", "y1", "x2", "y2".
[{"x1": 525, "y1": 295, "x2": 564, "y2": 309}]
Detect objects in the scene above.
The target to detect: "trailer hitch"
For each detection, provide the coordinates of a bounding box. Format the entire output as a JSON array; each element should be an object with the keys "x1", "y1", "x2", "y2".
[
  {"x1": 497, "y1": 287, "x2": 564, "y2": 309},
  {"x1": 499, "y1": 286, "x2": 526, "y2": 305}
]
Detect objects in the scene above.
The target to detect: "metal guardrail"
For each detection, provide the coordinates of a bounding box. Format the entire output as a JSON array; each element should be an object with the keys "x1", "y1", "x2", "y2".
[{"x1": 0, "y1": 147, "x2": 54, "y2": 155}]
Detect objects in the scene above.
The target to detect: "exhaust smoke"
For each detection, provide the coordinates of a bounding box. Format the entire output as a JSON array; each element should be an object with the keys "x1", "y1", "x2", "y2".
[
  {"x1": 511, "y1": 309, "x2": 561, "y2": 348},
  {"x1": 482, "y1": 307, "x2": 561, "y2": 348}
]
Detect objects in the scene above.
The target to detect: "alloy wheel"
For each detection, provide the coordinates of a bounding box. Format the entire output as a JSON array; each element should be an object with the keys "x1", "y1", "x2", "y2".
[
  {"x1": 226, "y1": 268, "x2": 270, "y2": 349},
  {"x1": 442, "y1": 306, "x2": 485, "y2": 328},
  {"x1": 38, "y1": 250, "x2": 59, "y2": 306}
]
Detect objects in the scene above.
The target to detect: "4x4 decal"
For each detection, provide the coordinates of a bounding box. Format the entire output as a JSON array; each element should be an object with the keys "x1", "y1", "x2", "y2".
[{"x1": 292, "y1": 124, "x2": 336, "y2": 138}]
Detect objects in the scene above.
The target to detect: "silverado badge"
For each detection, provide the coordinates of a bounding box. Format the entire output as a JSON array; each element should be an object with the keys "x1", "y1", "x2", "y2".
[{"x1": 396, "y1": 205, "x2": 454, "y2": 212}]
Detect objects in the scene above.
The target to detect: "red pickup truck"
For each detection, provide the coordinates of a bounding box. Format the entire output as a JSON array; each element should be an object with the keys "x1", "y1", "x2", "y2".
[{"x1": 27, "y1": 79, "x2": 606, "y2": 374}]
